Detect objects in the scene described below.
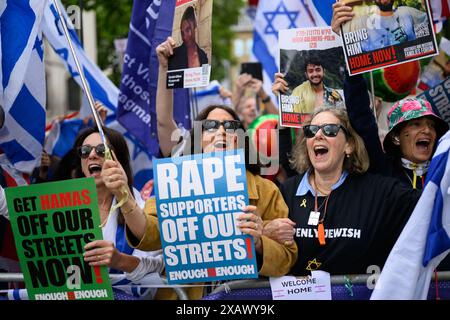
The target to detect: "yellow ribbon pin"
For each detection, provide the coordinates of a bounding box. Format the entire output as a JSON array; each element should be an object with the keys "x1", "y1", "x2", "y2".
[{"x1": 300, "y1": 199, "x2": 307, "y2": 207}]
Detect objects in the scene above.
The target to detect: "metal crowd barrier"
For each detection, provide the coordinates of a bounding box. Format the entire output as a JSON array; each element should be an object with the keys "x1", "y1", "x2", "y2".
[
  {"x1": 2, "y1": 272, "x2": 450, "y2": 300},
  {"x1": 210, "y1": 271, "x2": 450, "y2": 295},
  {"x1": 0, "y1": 273, "x2": 189, "y2": 300}
]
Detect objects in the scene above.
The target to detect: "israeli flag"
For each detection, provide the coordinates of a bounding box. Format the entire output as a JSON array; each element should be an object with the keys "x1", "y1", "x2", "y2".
[
  {"x1": 252, "y1": 0, "x2": 333, "y2": 104},
  {"x1": 371, "y1": 130, "x2": 450, "y2": 300},
  {"x1": 41, "y1": 1, "x2": 154, "y2": 191},
  {"x1": 0, "y1": 0, "x2": 47, "y2": 174},
  {"x1": 44, "y1": 116, "x2": 87, "y2": 158},
  {"x1": 41, "y1": 0, "x2": 118, "y2": 114}
]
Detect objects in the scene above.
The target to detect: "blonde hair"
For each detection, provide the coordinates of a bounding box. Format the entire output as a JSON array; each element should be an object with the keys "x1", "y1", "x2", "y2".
[
  {"x1": 236, "y1": 88, "x2": 257, "y2": 113},
  {"x1": 290, "y1": 107, "x2": 369, "y2": 174}
]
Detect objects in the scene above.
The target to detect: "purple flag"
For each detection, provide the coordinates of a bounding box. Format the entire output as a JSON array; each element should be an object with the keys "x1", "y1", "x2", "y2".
[{"x1": 117, "y1": 0, "x2": 191, "y2": 155}]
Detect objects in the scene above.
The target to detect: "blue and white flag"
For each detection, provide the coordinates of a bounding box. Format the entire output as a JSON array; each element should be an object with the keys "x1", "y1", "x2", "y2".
[
  {"x1": 0, "y1": 0, "x2": 47, "y2": 174},
  {"x1": 191, "y1": 80, "x2": 232, "y2": 115},
  {"x1": 43, "y1": 115, "x2": 154, "y2": 191},
  {"x1": 252, "y1": 0, "x2": 333, "y2": 104},
  {"x1": 42, "y1": 0, "x2": 118, "y2": 114},
  {"x1": 307, "y1": 0, "x2": 334, "y2": 27},
  {"x1": 117, "y1": 0, "x2": 190, "y2": 155},
  {"x1": 45, "y1": 116, "x2": 87, "y2": 158},
  {"x1": 41, "y1": 1, "x2": 155, "y2": 191},
  {"x1": 371, "y1": 130, "x2": 450, "y2": 300}
]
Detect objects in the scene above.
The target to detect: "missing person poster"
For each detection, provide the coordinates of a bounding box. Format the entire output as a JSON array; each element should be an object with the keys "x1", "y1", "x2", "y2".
[
  {"x1": 416, "y1": 76, "x2": 450, "y2": 127},
  {"x1": 279, "y1": 27, "x2": 345, "y2": 127},
  {"x1": 153, "y1": 149, "x2": 258, "y2": 284},
  {"x1": 5, "y1": 178, "x2": 113, "y2": 300},
  {"x1": 340, "y1": 0, "x2": 438, "y2": 75},
  {"x1": 167, "y1": 0, "x2": 212, "y2": 89}
]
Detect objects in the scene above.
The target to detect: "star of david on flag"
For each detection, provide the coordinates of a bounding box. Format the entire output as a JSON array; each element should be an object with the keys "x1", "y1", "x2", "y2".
[
  {"x1": 263, "y1": 2, "x2": 299, "y2": 38},
  {"x1": 252, "y1": 0, "x2": 334, "y2": 105}
]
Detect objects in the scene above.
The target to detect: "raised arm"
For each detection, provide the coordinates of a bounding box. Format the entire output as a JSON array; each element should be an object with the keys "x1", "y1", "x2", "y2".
[
  {"x1": 101, "y1": 158, "x2": 147, "y2": 241},
  {"x1": 271, "y1": 72, "x2": 288, "y2": 96},
  {"x1": 331, "y1": 1, "x2": 355, "y2": 35},
  {"x1": 156, "y1": 37, "x2": 179, "y2": 157},
  {"x1": 253, "y1": 78, "x2": 278, "y2": 115},
  {"x1": 344, "y1": 74, "x2": 391, "y2": 174}
]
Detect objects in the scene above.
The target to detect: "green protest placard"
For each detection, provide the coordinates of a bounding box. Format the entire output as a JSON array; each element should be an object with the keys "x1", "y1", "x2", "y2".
[{"x1": 5, "y1": 177, "x2": 113, "y2": 300}]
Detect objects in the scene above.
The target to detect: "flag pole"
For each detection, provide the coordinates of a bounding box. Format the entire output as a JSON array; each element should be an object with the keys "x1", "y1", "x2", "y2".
[
  {"x1": 52, "y1": 0, "x2": 105, "y2": 141},
  {"x1": 52, "y1": 0, "x2": 128, "y2": 221},
  {"x1": 369, "y1": 71, "x2": 378, "y2": 125}
]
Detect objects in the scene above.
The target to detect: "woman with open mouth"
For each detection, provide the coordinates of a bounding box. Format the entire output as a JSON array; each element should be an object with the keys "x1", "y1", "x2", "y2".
[
  {"x1": 271, "y1": 107, "x2": 421, "y2": 276},
  {"x1": 115, "y1": 37, "x2": 298, "y2": 300},
  {"x1": 331, "y1": 1, "x2": 449, "y2": 190},
  {"x1": 344, "y1": 73, "x2": 448, "y2": 190},
  {"x1": 73, "y1": 126, "x2": 164, "y2": 299}
]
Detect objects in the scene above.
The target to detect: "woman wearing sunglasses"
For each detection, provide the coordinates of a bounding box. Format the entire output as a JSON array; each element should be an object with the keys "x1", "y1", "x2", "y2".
[
  {"x1": 114, "y1": 37, "x2": 297, "y2": 300},
  {"x1": 344, "y1": 74, "x2": 448, "y2": 190},
  {"x1": 331, "y1": 2, "x2": 448, "y2": 190},
  {"x1": 73, "y1": 127, "x2": 164, "y2": 299},
  {"x1": 270, "y1": 107, "x2": 421, "y2": 275}
]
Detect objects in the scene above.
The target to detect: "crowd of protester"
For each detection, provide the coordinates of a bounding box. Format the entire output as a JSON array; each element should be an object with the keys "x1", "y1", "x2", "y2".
[{"x1": 1, "y1": 2, "x2": 449, "y2": 301}]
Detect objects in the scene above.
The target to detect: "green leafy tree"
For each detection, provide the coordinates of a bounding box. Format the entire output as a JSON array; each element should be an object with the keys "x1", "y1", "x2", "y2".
[
  {"x1": 62, "y1": 0, "x2": 245, "y2": 84},
  {"x1": 63, "y1": 0, "x2": 133, "y2": 84},
  {"x1": 211, "y1": 0, "x2": 245, "y2": 81}
]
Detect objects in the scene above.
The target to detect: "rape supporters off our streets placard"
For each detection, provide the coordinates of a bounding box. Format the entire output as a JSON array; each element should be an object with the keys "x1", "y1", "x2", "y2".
[{"x1": 153, "y1": 149, "x2": 258, "y2": 284}]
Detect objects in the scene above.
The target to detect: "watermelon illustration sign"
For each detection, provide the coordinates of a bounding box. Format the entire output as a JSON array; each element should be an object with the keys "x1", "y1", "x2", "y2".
[
  {"x1": 5, "y1": 178, "x2": 113, "y2": 300},
  {"x1": 248, "y1": 114, "x2": 280, "y2": 177},
  {"x1": 153, "y1": 149, "x2": 258, "y2": 284}
]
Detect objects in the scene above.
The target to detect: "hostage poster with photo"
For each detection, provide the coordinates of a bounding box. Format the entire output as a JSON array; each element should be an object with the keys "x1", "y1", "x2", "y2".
[
  {"x1": 166, "y1": 0, "x2": 212, "y2": 89},
  {"x1": 340, "y1": 0, "x2": 438, "y2": 75},
  {"x1": 5, "y1": 178, "x2": 113, "y2": 300},
  {"x1": 279, "y1": 27, "x2": 345, "y2": 127},
  {"x1": 153, "y1": 149, "x2": 258, "y2": 284}
]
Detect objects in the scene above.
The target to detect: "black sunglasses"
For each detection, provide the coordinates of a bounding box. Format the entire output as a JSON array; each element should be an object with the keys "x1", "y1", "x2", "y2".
[
  {"x1": 78, "y1": 144, "x2": 107, "y2": 159},
  {"x1": 303, "y1": 124, "x2": 349, "y2": 138},
  {"x1": 202, "y1": 119, "x2": 243, "y2": 132}
]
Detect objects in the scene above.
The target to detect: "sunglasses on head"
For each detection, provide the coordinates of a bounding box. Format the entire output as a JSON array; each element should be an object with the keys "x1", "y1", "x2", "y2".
[
  {"x1": 78, "y1": 144, "x2": 107, "y2": 159},
  {"x1": 202, "y1": 119, "x2": 243, "y2": 132},
  {"x1": 303, "y1": 123, "x2": 349, "y2": 138}
]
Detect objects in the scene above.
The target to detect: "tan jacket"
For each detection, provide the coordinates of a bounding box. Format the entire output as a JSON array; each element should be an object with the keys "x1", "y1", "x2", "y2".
[{"x1": 127, "y1": 170, "x2": 297, "y2": 300}]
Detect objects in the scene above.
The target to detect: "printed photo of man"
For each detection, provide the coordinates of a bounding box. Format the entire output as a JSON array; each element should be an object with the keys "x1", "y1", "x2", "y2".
[
  {"x1": 342, "y1": 0, "x2": 429, "y2": 52},
  {"x1": 169, "y1": 5, "x2": 208, "y2": 70},
  {"x1": 291, "y1": 57, "x2": 343, "y2": 114}
]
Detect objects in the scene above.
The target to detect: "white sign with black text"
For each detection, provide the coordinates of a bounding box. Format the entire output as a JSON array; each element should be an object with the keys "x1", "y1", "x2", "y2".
[{"x1": 269, "y1": 271, "x2": 332, "y2": 300}]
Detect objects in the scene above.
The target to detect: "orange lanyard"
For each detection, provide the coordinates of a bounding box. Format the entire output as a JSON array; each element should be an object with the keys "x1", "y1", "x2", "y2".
[{"x1": 314, "y1": 190, "x2": 331, "y2": 246}]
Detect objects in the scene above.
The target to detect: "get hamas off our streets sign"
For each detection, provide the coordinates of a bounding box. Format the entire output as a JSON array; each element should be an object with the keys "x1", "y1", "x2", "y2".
[{"x1": 5, "y1": 178, "x2": 113, "y2": 300}]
